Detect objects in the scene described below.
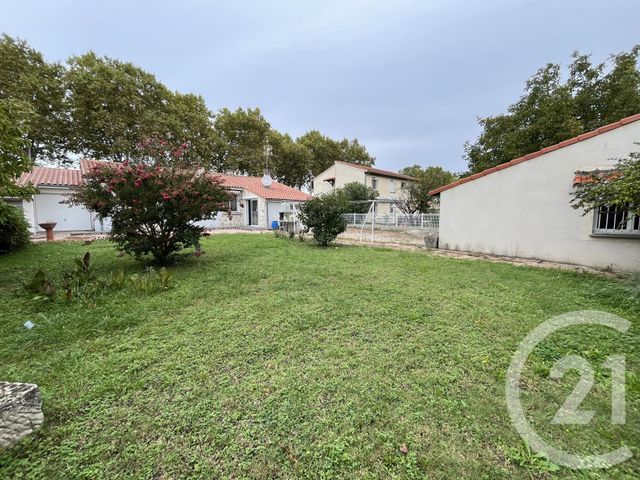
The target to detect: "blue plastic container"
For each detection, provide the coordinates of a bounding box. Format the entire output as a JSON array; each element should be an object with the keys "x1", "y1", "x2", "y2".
[{"x1": 271, "y1": 220, "x2": 279, "y2": 230}]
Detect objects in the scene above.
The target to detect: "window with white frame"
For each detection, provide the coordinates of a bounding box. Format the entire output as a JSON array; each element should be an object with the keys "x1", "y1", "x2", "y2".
[
  {"x1": 592, "y1": 203, "x2": 639, "y2": 236},
  {"x1": 389, "y1": 180, "x2": 396, "y2": 193},
  {"x1": 370, "y1": 177, "x2": 378, "y2": 190}
]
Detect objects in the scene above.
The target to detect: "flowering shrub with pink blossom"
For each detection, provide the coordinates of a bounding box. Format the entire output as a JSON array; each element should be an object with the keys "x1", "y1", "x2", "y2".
[{"x1": 71, "y1": 153, "x2": 228, "y2": 264}]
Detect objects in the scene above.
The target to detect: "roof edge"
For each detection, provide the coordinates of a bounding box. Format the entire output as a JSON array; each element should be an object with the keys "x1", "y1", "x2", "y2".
[
  {"x1": 335, "y1": 161, "x2": 416, "y2": 181},
  {"x1": 429, "y1": 112, "x2": 640, "y2": 196}
]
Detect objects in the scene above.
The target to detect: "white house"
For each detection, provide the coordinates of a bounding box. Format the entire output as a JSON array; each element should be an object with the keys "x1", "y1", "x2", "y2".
[
  {"x1": 312, "y1": 161, "x2": 415, "y2": 214},
  {"x1": 211, "y1": 173, "x2": 311, "y2": 229},
  {"x1": 10, "y1": 165, "x2": 101, "y2": 233},
  {"x1": 11, "y1": 159, "x2": 311, "y2": 234},
  {"x1": 430, "y1": 113, "x2": 640, "y2": 272}
]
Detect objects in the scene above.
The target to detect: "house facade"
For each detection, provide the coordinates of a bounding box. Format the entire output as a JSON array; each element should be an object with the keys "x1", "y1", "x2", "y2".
[
  {"x1": 312, "y1": 161, "x2": 415, "y2": 213},
  {"x1": 10, "y1": 166, "x2": 102, "y2": 233},
  {"x1": 430, "y1": 114, "x2": 640, "y2": 272},
  {"x1": 210, "y1": 173, "x2": 311, "y2": 229},
  {"x1": 11, "y1": 160, "x2": 310, "y2": 234}
]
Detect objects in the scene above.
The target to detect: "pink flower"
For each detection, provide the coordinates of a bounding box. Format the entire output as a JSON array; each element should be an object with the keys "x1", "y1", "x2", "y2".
[
  {"x1": 134, "y1": 179, "x2": 142, "y2": 188},
  {"x1": 161, "y1": 192, "x2": 171, "y2": 201}
]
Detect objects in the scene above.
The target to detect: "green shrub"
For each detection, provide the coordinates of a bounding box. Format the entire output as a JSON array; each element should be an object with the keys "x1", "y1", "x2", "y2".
[
  {"x1": 0, "y1": 199, "x2": 30, "y2": 253},
  {"x1": 336, "y1": 182, "x2": 378, "y2": 213},
  {"x1": 23, "y1": 252, "x2": 174, "y2": 305},
  {"x1": 299, "y1": 192, "x2": 348, "y2": 246},
  {"x1": 70, "y1": 157, "x2": 228, "y2": 265}
]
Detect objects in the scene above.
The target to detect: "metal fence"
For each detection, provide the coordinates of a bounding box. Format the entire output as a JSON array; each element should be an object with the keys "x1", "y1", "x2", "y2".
[{"x1": 343, "y1": 212, "x2": 439, "y2": 230}]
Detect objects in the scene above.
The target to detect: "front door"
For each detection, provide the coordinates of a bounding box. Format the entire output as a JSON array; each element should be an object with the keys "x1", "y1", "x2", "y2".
[{"x1": 248, "y1": 200, "x2": 259, "y2": 226}]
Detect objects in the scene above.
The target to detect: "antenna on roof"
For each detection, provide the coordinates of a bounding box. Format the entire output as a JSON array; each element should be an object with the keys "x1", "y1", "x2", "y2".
[{"x1": 262, "y1": 140, "x2": 273, "y2": 188}]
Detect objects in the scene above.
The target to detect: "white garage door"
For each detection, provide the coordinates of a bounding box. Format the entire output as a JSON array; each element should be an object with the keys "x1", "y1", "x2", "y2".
[{"x1": 35, "y1": 193, "x2": 93, "y2": 231}]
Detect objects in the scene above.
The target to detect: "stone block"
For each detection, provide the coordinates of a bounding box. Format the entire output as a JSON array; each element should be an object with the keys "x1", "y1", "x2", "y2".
[{"x1": 0, "y1": 382, "x2": 44, "y2": 449}]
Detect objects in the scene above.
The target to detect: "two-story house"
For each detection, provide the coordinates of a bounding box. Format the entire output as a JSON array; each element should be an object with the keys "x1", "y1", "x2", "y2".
[{"x1": 312, "y1": 161, "x2": 415, "y2": 214}]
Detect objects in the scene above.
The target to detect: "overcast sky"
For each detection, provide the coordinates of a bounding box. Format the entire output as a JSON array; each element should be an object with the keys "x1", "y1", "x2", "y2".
[{"x1": 2, "y1": 0, "x2": 639, "y2": 172}]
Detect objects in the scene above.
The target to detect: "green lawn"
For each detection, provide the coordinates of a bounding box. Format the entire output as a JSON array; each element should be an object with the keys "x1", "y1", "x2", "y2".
[{"x1": 0, "y1": 234, "x2": 638, "y2": 479}]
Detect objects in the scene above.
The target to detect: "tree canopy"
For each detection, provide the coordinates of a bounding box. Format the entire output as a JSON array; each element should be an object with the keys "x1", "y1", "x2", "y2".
[
  {"x1": 0, "y1": 99, "x2": 37, "y2": 199},
  {"x1": 397, "y1": 165, "x2": 457, "y2": 214},
  {"x1": 336, "y1": 182, "x2": 379, "y2": 213},
  {"x1": 0, "y1": 34, "x2": 66, "y2": 162},
  {"x1": 70, "y1": 144, "x2": 228, "y2": 265},
  {"x1": 465, "y1": 46, "x2": 640, "y2": 173},
  {"x1": 297, "y1": 130, "x2": 374, "y2": 177},
  {"x1": 212, "y1": 107, "x2": 271, "y2": 175},
  {"x1": 0, "y1": 34, "x2": 378, "y2": 188},
  {"x1": 299, "y1": 191, "x2": 349, "y2": 246}
]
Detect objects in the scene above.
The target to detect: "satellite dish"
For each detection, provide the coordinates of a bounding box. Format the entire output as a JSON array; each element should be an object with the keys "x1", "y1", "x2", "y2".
[{"x1": 262, "y1": 173, "x2": 273, "y2": 187}]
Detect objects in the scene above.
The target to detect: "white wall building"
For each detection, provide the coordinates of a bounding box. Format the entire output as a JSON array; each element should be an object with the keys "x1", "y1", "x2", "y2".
[
  {"x1": 312, "y1": 161, "x2": 415, "y2": 214},
  {"x1": 430, "y1": 114, "x2": 640, "y2": 272},
  {"x1": 10, "y1": 160, "x2": 310, "y2": 234}
]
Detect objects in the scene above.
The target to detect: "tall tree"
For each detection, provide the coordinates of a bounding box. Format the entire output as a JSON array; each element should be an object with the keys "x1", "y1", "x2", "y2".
[
  {"x1": 0, "y1": 34, "x2": 66, "y2": 161},
  {"x1": 465, "y1": 64, "x2": 582, "y2": 173},
  {"x1": 599, "y1": 47, "x2": 640, "y2": 125},
  {"x1": 65, "y1": 52, "x2": 169, "y2": 161},
  {"x1": 465, "y1": 46, "x2": 640, "y2": 174},
  {"x1": 297, "y1": 130, "x2": 343, "y2": 176},
  {"x1": 212, "y1": 107, "x2": 271, "y2": 175},
  {"x1": 144, "y1": 91, "x2": 219, "y2": 165},
  {"x1": 0, "y1": 34, "x2": 378, "y2": 186},
  {"x1": 338, "y1": 138, "x2": 374, "y2": 166},
  {"x1": 397, "y1": 165, "x2": 456, "y2": 214},
  {"x1": 0, "y1": 99, "x2": 37, "y2": 198},
  {"x1": 268, "y1": 130, "x2": 313, "y2": 188},
  {"x1": 297, "y1": 130, "x2": 374, "y2": 177},
  {"x1": 568, "y1": 52, "x2": 604, "y2": 131}
]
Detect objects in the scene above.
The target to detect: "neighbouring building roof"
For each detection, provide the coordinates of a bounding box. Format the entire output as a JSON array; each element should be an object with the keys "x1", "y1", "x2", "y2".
[
  {"x1": 79, "y1": 159, "x2": 104, "y2": 175},
  {"x1": 19, "y1": 160, "x2": 310, "y2": 202},
  {"x1": 429, "y1": 112, "x2": 640, "y2": 196},
  {"x1": 213, "y1": 174, "x2": 311, "y2": 201},
  {"x1": 573, "y1": 166, "x2": 618, "y2": 186},
  {"x1": 336, "y1": 161, "x2": 416, "y2": 181},
  {"x1": 17, "y1": 166, "x2": 83, "y2": 187}
]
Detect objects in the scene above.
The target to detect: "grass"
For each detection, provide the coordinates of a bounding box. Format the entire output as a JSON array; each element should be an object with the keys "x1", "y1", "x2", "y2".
[{"x1": 0, "y1": 234, "x2": 638, "y2": 479}]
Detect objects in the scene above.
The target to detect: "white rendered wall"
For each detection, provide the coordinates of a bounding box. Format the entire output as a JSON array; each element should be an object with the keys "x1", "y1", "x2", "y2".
[{"x1": 438, "y1": 121, "x2": 640, "y2": 272}]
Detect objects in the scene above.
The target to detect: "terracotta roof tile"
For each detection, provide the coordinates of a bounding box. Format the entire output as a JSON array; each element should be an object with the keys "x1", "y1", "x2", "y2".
[
  {"x1": 429, "y1": 112, "x2": 640, "y2": 195},
  {"x1": 79, "y1": 159, "x2": 105, "y2": 175},
  {"x1": 212, "y1": 174, "x2": 311, "y2": 201},
  {"x1": 17, "y1": 166, "x2": 82, "y2": 187},
  {"x1": 19, "y1": 160, "x2": 311, "y2": 202},
  {"x1": 81, "y1": 160, "x2": 310, "y2": 201}
]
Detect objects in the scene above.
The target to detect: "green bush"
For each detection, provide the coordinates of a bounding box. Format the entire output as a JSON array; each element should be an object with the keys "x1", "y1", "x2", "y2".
[
  {"x1": 299, "y1": 192, "x2": 348, "y2": 246},
  {"x1": 23, "y1": 252, "x2": 174, "y2": 304},
  {"x1": 0, "y1": 200, "x2": 30, "y2": 253},
  {"x1": 70, "y1": 157, "x2": 228, "y2": 265},
  {"x1": 336, "y1": 182, "x2": 378, "y2": 213}
]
